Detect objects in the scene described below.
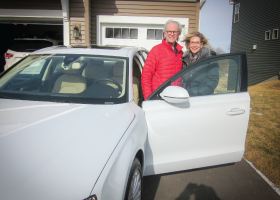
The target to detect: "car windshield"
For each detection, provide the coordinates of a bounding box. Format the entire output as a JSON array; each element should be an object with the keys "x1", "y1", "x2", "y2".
[{"x1": 0, "y1": 54, "x2": 128, "y2": 104}]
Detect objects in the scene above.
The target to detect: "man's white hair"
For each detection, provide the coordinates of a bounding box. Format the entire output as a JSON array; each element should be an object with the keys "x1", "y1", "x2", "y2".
[{"x1": 163, "y1": 19, "x2": 182, "y2": 34}]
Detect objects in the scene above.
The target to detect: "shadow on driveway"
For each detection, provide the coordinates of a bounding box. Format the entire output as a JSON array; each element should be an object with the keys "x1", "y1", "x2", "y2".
[{"x1": 143, "y1": 159, "x2": 280, "y2": 200}]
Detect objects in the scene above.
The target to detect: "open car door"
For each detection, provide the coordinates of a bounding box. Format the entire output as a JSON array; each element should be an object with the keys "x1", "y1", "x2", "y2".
[{"x1": 142, "y1": 53, "x2": 250, "y2": 176}]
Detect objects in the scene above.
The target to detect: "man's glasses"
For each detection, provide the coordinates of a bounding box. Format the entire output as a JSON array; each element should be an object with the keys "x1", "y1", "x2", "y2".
[{"x1": 165, "y1": 31, "x2": 180, "y2": 35}]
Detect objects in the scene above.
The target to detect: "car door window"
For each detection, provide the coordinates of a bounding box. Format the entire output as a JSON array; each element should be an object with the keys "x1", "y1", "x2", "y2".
[{"x1": 148, "y1": 53, "x2": 247, "y2": 100}]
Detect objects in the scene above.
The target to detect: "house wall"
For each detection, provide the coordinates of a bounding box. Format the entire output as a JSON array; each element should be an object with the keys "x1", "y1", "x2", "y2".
[
  {"x1": 86, "y1": 0, "x2": 92, "y2": 44},
  {"x1": 1, "y1": 0, "x2": 199, "y2": 47},
  {"x1": 90, "y1": 0, "x2": 200, "y2": 44},
  {"x1": 230, "y1": 0, "x2": 280, "y2": 86},
  {"x1": 0, "y1": 0, "x2": 62, "y2": 9},
  {"x1": 69, "y1": 0, "x2": 91, "y2": 45}
]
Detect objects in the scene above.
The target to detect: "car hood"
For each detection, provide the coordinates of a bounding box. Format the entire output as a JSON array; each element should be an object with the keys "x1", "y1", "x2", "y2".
[{"x1": 0, "y1": 99, "x2": 135, "y2": 200}]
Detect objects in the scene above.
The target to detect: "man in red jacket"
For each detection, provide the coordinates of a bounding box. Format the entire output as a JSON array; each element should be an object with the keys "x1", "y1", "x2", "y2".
[{"x1": 141, "y1": 20, "x2": 183, "y2": 100}]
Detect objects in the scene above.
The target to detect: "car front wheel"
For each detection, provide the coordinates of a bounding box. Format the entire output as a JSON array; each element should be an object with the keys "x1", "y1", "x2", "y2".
[{"x1": 125, "y1": 158, "x2": 142, "y2": 200}]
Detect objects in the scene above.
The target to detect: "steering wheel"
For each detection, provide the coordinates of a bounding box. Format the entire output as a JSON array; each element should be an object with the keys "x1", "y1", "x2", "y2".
[{"x1": 92, "y1": 78, "x2": 122, "y2": 93}]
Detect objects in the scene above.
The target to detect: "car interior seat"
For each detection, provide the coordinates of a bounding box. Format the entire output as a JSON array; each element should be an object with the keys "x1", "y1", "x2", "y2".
[
  {"x1": 132, "y1": 58, "x2": 142, "y2": 105},
  {"x1": 132, "y1": 76, "x2": 139, "y2": 105},
  {"x1": 82, "y1": 59, "x2": 109, "y2": 84},
  {"x1": 110, "y1": 61, "x2": 124, "y2": 85},
  {"x1": 52, "y1": 62, "x2": 86, "y2": 93}
]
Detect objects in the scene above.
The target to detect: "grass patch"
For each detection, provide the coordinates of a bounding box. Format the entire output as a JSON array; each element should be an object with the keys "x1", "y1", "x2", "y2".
[{"x1": 245, "y1": 79, "x2": 280, "y2": 187}]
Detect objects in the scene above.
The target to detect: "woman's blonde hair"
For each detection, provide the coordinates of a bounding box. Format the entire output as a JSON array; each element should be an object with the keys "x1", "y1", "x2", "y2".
[{"x1": 183, "y1": 32, "x2": 209, "y2": 49}]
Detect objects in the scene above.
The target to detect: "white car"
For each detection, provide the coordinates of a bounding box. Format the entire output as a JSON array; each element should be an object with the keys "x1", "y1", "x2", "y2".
[
  {"x1": 4, "y1": 38, "x2": 62, "y2": 70},
  {"x1": 0, "y1": 46, "x2": 250, "y2": 200}
]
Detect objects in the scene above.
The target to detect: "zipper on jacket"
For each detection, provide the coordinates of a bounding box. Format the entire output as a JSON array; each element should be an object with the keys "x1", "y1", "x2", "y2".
[{"x1": 174, "y1": 50, "x2": 177, "y2": 62}]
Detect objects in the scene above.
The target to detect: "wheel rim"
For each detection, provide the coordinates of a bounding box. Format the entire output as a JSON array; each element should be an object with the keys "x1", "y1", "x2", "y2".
[{"x1": 128, "y1": 168, "x2": 141, "y2": 200}]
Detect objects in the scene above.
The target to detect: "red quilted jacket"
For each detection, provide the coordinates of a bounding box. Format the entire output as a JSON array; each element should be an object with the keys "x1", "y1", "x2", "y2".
[{"x1": 141, "y1": 39, "x2": 183, "y2": 100}]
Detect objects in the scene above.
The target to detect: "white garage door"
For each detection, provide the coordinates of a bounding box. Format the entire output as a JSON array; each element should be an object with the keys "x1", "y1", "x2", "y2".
[{"x1": 97, "y1": 16, "x2": 189, "y2": 51}]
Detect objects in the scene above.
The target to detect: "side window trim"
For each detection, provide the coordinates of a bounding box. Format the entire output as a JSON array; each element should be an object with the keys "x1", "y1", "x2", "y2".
[
  {"x1": 138, "y1": 51, "x2": 148, "y2": 62},
  {"x1": 135, "y1": 52, "x2": 146, "y2": 67},
  {"x1": 240, "y1": 53, "x2": 248, "y2": 92}
]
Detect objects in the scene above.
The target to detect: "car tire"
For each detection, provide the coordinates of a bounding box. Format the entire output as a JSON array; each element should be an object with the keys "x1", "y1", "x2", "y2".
[{"x1": 124, "y1": 157, "x2": 142, "y2": 200}]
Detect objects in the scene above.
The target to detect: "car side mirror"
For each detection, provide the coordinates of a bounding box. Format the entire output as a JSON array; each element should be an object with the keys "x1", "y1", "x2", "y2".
[{"x1": 159, "y1": 86, "x2": 190, "y2": 104}]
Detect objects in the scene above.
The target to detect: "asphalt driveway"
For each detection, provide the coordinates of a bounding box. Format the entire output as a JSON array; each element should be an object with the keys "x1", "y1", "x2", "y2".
[{"x1": 143, "y1": 159, "x2": 280, "y2": 200}]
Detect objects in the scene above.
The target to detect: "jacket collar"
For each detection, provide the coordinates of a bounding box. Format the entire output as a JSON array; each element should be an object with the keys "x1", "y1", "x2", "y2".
[{"x1": 162, "y1": 39, "x2": 183, "y2": 52}]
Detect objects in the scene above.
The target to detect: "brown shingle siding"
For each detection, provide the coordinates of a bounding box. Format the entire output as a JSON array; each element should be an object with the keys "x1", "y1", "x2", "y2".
[
  {"x1": 100, "y1": 0, "x2": 196, "y2": 7},
  {"x1": 69, "y1": 0, "x2": 86, "y2": 44},
  {"x1": 93, "y1": 9, "x2": 196, "y2": 15},
  {"x1": 85, "y1": 0, "x2": 91, "y2": 44},
  {"x1": 69, "y1": 0, "x2": 91, "y2": 45},
  {"x1": 93, "y1": 3, "x2": 196, "y2": 10}
]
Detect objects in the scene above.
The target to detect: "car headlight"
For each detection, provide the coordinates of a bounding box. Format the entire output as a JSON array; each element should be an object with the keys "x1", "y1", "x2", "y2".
[{"x1": 83, "y1": 194, "x2": 97, "y2": 200}]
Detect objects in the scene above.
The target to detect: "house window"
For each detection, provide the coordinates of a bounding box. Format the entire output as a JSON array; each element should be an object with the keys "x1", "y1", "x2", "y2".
[
  {"x1": 130, "y1": 29, "x2": 138, "y2": 39},
  {"x1": 272, "y1": 29, "x2": 279, "y2": 39},
  {"x1": 147, "y1": 29, "x2": 164, "y2": 40},
  {"x1": 114, "y1": 28, "x2": 121, "y2": 38},
  {"x1": 234, "y1": 3, "x2": 240, "y2": 23},
  {"x1": 105, "y1": 28, "x2": 138, "y2": 39},
  {"x1": 106, "y1": 28, "x2": 113, "y2": 38},
  {"x1": 265, "y1": 30, "x2": 271, "y2": 40},
  {"x1": 122, "y1": 28, "x2": 129, "y2": 39}
]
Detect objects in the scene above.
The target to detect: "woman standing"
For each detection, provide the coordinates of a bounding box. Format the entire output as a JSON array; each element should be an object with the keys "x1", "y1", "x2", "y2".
[{"x1": 181, "y1": 32, "x2": 219, "y2": 96}]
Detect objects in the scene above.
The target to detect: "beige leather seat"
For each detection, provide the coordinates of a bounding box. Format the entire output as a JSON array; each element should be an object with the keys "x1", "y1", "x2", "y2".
[
  {"x1": 52, "y1": 62, "x2": 86, "y2": 94},
  {"x1": 82, "y1": 59, "x2": 109, "y2": 80},
  {"x1": 132, "y1": 77, "x2": 139, "y2": 105},
  {"x1": 110, "y1": 61, "x2": 124, "y2": 85},
  {"x1": 110, "y1": 61, "x2": 139, "y2": 104}
]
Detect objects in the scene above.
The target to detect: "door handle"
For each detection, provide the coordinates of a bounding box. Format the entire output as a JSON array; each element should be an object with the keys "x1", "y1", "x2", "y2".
[{"x1": 226, "y1": 108, "x2": 245, "y2": 116}]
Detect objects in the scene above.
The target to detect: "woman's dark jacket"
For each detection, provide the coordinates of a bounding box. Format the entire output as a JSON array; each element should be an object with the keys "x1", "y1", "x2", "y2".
[{"x1": 182, "y1": 46, "x2": 219, "y2": 96}]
